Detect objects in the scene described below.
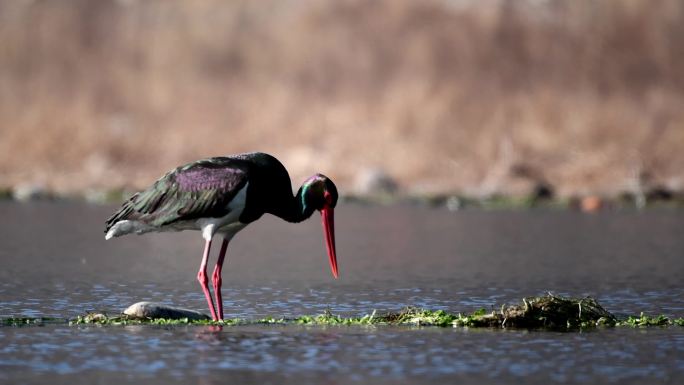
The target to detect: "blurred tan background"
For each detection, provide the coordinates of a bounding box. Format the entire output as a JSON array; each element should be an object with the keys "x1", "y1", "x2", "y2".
[{"x1": 0, "y1": 0, "x2": 683, "y2": 198}]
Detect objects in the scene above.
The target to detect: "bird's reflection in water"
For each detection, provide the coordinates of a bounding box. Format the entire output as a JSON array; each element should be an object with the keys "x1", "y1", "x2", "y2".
[{"x1": 194, "y1": 325, "x2": 224, "y2": 343}]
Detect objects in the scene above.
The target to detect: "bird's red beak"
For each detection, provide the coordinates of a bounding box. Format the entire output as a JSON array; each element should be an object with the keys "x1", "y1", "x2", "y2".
[{"x1": 320, "y1": 205, "x2": 339, "y2": 279}]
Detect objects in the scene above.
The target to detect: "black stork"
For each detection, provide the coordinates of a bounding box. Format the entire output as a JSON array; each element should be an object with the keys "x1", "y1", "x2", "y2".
[{"x1": 104, "y1": 152, "x2": 339, "y2": 321}]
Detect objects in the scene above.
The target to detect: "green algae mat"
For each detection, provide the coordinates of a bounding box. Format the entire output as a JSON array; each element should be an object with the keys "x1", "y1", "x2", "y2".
[{"x1": 3, "y1": 294, "x2": 684, "y2": 329}]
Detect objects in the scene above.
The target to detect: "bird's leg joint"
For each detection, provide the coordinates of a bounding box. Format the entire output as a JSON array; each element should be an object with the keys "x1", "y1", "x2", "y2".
[
  {"x1": 212, "y1": 267, "x2": 222, "y2": 288},
  {"x1": 197, "y1": 269, "x2": 209, "y2": 285}
]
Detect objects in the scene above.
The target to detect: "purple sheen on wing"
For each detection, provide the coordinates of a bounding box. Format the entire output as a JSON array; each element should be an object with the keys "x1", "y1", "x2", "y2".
[{"x1": 176, "y1": 168, "x2": 243, "y2": 191}]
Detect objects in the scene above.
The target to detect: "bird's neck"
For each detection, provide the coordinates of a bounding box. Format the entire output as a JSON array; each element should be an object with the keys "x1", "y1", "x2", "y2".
[{"x1": 276, "y1": 185, "x2": 315, "y2": 223}]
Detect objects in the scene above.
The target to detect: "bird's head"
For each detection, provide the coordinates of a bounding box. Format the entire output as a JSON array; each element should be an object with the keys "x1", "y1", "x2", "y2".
[
  {"x1": 301, "y1": 174, "x2": 339, "y2": 278},
  {"x1": 301, "y1": 174, "x2": 338, "y2": 211}
]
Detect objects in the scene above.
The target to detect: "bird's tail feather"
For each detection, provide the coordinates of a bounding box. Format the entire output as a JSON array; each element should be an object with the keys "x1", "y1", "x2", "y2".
[{"x1": 104, "y1": 194, "x2": 138, "y2": 234}]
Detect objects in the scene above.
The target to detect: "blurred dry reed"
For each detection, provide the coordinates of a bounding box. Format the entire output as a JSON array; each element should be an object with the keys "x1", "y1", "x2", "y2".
[{"x1": 0, "y1": 0, "x2": 682, "y2": 197}]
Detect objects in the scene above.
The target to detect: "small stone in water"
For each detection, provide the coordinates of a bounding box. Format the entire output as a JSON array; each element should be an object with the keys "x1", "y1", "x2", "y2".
[{"x1": 123, "y1": 302, "x2": 210, "y2": 320}]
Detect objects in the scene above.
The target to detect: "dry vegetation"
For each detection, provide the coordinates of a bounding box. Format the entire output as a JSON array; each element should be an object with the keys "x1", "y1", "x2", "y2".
[{"x1": 0, "y1": 0, "x2": 683, "y2": 198}]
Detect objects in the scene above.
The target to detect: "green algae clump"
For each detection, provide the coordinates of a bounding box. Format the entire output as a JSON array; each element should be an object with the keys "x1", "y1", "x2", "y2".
[
  {"x1": 1, "y1": 317, "x2": 64, "y2": 326},
  {"x1": 617, "y1": 313, "x2": 671, "y2": 327}
]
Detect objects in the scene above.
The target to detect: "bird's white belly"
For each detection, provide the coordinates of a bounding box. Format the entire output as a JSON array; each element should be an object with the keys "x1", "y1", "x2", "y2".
[{"x1": 105, "y1": 183, "x2": 248, "y2": 241}]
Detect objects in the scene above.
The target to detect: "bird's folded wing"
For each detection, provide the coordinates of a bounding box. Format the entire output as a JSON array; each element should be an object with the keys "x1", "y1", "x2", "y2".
[{"x1": 106, "y1": 160, "x2": 248, "y2": 229}]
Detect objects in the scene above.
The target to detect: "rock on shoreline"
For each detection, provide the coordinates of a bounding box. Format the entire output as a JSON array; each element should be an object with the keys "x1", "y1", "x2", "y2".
[{"x1": 123, "y1": 302, "x2": 210, "y2": 321}]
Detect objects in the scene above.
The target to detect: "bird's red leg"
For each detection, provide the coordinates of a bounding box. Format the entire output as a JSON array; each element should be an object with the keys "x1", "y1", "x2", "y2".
[
  {"x1": 197, "y1": 239, "x2": 218, "y2": 321},
  {"x1": 212, "y1": 238, "x2": 229, "y2": 321}
]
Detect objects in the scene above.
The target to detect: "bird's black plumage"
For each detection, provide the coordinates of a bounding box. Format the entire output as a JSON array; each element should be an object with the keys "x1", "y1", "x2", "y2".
[{"x1": 105, "y1": 152, "x2": 300, "y2": 233}]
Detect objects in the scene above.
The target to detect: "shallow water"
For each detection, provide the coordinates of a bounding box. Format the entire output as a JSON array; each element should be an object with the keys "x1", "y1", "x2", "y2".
[{"x1": 0, "y1": 201, "x2": 683, "y2": 384}]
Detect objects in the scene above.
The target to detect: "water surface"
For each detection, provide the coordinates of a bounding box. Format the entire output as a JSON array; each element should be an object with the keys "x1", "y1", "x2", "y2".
[{"x1": 0, "y1": 202, "x2": 683, "y2": 384}]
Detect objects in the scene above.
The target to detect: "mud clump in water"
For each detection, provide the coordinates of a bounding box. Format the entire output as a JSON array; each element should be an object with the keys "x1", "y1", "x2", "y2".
[
  {"x1": 455, "y1": 294, "x2": 617, "y2": 328},
  {"x1": 375, "y1": 294, "x2": 617, "y2": 328}
]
